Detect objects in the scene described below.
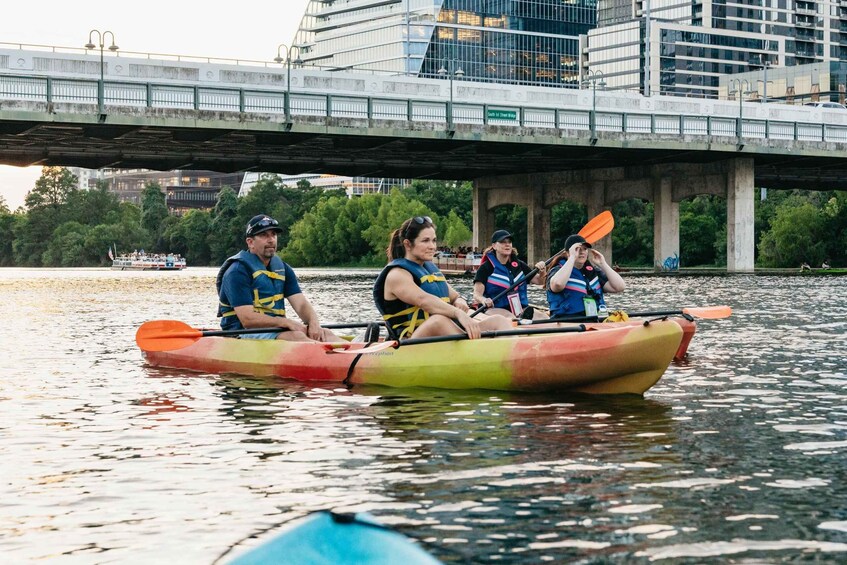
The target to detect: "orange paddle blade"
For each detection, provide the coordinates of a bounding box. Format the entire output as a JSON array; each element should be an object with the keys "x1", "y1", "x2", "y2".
[
  {"x1": 578, "y1": 211, "x2": 614, "y2": 244},
  {"x1": 682, "y1": 306, "x2": 732, "y2": 319},
  {"x1": 136, "y1": 320, "x2": 203, "y2": 352}
]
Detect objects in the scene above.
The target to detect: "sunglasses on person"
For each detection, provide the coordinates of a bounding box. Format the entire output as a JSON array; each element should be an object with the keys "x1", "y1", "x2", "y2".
[
  {"x1": 246, "y1": 217, "x2": 280, "y2": 236},
  {"x1": 403, "y1": 216, "x2": 434, "y2": 239}
]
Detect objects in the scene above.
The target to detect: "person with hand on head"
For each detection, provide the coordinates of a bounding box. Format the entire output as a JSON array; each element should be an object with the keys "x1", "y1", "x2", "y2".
[
  {"x1": 546, "y1": 233, "x2": 625, "y2": 318},
  {"x1": 472, "y1": 230, "x2": 549, "y2": 320},
  {"x1": 217, "y1": 214, "x2": 344, "y2": 342},
  {"x1": 374, "y1": 216, "x2": 512, "y2": 340}
]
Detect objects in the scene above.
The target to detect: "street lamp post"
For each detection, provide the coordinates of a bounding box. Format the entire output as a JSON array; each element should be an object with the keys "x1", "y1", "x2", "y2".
[
  {"x1": 437, "y1": 61, "x2": 464, "y2": 131},
  {"x1": 583, "y1": 69, "x2": 606, "y2": 144},
  {"x1": 274, "y1": 44, "x2": 303, "y2": 122},
  {"x1": 84, "y1": 30, "x2": 118, "y2": 117},
  {"x1": 758, "y1": 57, "x2": 773, "y2": 104},
  {"x1": 730, "y1": 78, "x2": 752, "y2": 148}
]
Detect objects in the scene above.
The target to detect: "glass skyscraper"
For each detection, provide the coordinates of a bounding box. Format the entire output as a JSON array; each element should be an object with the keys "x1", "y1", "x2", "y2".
[{"x1": 294, "y1": 0, "x2": 596, "y2": 87}]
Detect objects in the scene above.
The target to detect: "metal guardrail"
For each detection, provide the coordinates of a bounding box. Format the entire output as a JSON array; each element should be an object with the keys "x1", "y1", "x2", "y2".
[{"x1": 2, "y1": 73, "x2": 847, "y2": 144}]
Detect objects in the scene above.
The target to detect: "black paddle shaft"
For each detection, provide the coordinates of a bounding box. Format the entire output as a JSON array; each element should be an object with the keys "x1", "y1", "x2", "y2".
[
  {"x1": 398, "y1": 324, "x2": 586, "y2": 347},
  {"x1": 470, "y1": 248, "x2": 565, "y2": 318}
]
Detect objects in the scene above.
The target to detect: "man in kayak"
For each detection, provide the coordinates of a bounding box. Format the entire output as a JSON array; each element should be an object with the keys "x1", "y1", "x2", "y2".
[
  {"x1": 217, "y1": 214, "x2": 343, "y2": 342},
  {"x1": 546, "y1": 234, "x2": 625, "y2": 318},
  {"x1": 471, "y1": 229, "x2": 549, "y2": 320},
  {"x1": 374, "y1": 215, "x2": 512, "y2": 339}
]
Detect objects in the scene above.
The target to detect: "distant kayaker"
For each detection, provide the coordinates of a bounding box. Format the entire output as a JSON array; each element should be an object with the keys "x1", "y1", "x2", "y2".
[
  {"x1": 217, "y1": 214, "x2": 344, "y2": 342},
  {"x1": 546, "y1": 234, "x2": 625, "y2": 318},
  {"x1": 374, "y1": 216, "x2": 512, "y2": 339},
  {"x1": 471, "y1": 229, "x2": 549, "y2": 320}
]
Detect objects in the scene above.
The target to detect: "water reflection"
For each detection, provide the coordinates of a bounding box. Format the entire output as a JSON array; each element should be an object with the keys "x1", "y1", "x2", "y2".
[{"x1": 1, "y1": 269, "x2": 846, "y2": 562}]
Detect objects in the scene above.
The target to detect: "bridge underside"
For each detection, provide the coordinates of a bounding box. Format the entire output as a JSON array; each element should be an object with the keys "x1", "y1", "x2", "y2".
[
  {"x1": 1, "y1": 115, "x2": 846, "y2": 190},
  {"x1": 2, "y1": 106, "x2": 845, "y2": 272}
]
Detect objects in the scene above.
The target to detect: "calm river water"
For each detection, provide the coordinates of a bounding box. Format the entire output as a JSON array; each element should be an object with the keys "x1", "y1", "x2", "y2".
[{"x1": 1, "y1": 268, "x2": 846, "y2": 563}]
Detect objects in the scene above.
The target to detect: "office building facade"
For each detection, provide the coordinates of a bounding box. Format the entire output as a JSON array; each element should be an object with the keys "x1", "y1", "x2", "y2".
[
  {"x1": 294, "y1": 0, "x2": 596, "y2": 87},
  {"x1": 587, "y1": 0, "x2": 847, "y2": 98}
]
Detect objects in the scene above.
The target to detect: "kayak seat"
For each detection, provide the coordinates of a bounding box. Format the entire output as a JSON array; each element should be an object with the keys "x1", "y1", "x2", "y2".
[{"x1": 364, "y1": 322, "x2": 381, "y2": 344}]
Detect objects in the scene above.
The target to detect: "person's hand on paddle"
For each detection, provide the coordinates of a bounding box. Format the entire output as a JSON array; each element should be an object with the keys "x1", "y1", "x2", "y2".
[
  {"x1": 472, "y1": 292, "x2": 494, "y2": 309},
  {"x1": 305, "y1": 319, "x2": 325, "y2": 341},
  {"x1": 456, "y1": 310, "x2": 483, "y2": 339},
  {"x1": 453, "y1": 295, "x2": 471, "y2": 313}
]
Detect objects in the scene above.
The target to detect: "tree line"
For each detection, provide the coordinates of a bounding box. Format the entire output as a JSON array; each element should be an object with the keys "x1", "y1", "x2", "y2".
[{"x1": 0, "y1": 167, "x2": 844, "y2": 268}]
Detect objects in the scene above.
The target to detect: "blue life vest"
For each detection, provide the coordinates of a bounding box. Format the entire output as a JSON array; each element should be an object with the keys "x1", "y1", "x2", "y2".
[
  {"x1": 482, "y1": 251, "x2": 528, "y2": 309},
  {"x1": 546, "y1": 260, "x2": 606, "y2": 318},
  {"x1": 373, "y1": 258, "x2": 450, "y2": 339},
  {"x1": 216, "y1": 250, "x2": 288, "y2": 330}
]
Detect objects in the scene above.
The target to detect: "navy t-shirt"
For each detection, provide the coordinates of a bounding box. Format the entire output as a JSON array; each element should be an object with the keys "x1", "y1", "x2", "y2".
[{"x1": 219, "y1": 259, "x2": 302, "y2": 311}]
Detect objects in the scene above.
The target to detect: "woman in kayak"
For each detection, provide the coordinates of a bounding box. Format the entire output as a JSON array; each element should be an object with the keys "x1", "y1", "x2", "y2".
[
  {"x1": 374, "y1": 216, "x2": 512, "y2": 340},
  {"x1": 472, "y1": 229, "x2": 549, "y2": 320},
  {"x1": 546, "y1": 234, "x2": 625, "y2": 318}
]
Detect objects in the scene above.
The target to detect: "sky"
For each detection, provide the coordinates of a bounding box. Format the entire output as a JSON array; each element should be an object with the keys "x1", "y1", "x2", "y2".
[{"x1": 0, "y1": 0, "x2": 312, "y2": 210}]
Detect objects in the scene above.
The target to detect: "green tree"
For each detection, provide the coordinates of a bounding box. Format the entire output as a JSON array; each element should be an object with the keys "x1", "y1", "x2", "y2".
[
  {"x1": 403, "y1": 180, "x2": 473, "y2": 227},
  {"x1": 610, "y1": 199, "x2": 652, "y2": 266},
  {"x1": 442, "y1": 210, "x2": 473, "y2": 249},
  {"x1": 493, "y1": 204, "x2": 527, "y2": 252},
  {"x1": 209, "y1": 186, "x2": 242, "y2": 264},
  {"x1": 821, "y1": 191, "x2": 847, "y2": 266},
  {"x1": 758, "y1": 202, "x2": 827, "y2": 267},
  {"x1": 550, "y1": 201, "x2": 588, "y2": 256},
  {"x1": 164, "y1": 210, "x2": 213, "y2": 265},
  {"x1": 0, "y1": 194, "x2": 8, "y2": 214},
  {"x1": 24, "y1": 167, "x2": 77, "y2": 211},
  {"x1": 140, "y1": 181, "x2": 169, "y2": 249},
  {"x1": 42, "y1": 221, "x2": 90, "y2": 267},
  {"x1": 361, "y1": 190, "x2": 436, "y2": 260},
  {"x1": 0, "y1": 212, "x2": 21, "y2": 266},
  {"x1": 64, "y1": 180, "x2": 122, "y2": 226}
]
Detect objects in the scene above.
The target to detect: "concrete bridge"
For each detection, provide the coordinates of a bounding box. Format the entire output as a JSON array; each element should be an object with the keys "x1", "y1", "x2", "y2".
[{"x1": 3, "y1": 44, "x2": 847, "y2": 271}]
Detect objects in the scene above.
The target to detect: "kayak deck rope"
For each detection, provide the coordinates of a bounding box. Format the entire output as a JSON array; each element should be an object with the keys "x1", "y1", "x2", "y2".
[{"x1": 343, "y1": 322, "x2": 383, "y2": 387}]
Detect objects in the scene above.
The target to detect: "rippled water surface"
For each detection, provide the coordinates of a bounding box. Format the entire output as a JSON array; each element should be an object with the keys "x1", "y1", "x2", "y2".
[{"x1": 1, "y1": 268, "x2": 846, "y2": 563}]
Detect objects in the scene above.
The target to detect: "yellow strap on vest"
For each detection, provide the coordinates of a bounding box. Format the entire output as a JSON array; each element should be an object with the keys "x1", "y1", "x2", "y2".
[
  {"x1": 253, "y1": 269, "x2": 286, "y2": 282},
  {"x1": 419, "y1": 273, "x2": 446, "y2": 284},
  {"x1": 252, "y1": 289, "x2": 286, "y2": 317}
]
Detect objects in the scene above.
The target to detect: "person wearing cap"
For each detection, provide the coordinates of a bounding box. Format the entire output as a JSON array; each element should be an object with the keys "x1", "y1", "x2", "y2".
[
  {"x1": 216, "y1": 214, "x2": 343, "y2": 342},
  {"x1": 545, "y1": 233, "x2": 625, "y2": 318},
  {"x1": 471, "y1": 230, "x2": 549, "y2": 320},
  {"x1": 374, "y1": 216, "x2": 512, "y2": 340}
]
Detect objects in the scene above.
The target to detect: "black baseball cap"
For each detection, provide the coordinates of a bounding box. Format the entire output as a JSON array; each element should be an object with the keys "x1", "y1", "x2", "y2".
[
  {"x1": 491, "y1": 229, "x2": 513, "y2": 243},
  {"x1": 246, "y1": 215, "x2": 283, "y2": 238},
  {"x1": 564, "y1": 234, "x2": 592, "y2": 250}
]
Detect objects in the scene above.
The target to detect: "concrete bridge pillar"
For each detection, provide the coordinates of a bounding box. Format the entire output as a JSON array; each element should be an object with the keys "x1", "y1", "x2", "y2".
[
  {"x1": 653, "y1": 175, "x2": 679, "y2": 270},
  {"x1": 527, "y1": 184, "x2": 550, "y2": 264},
  {"x1": 727, "y1": 158, "x2": 755, "y2": 272},
  {"x1": 472, "y1": 181, "x2": 496, "y2": 252},
  {"x1": 585, "y1": 182, "x2": 612, "y2": 266}
]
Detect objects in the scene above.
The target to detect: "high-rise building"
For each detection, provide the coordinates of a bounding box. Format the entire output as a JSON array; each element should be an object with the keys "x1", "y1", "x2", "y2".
[
  {"x1": 294, "y1": 0, "x2": 596, "y2": 87},
  {"x1": 587, "y1": 0, "x2": 847, "y2": 98}
]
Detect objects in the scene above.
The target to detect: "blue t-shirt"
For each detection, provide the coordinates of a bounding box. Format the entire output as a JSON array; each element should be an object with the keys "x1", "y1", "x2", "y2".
[{"x1": 219, "y1": 259, "x2": 302, "y2": 311}]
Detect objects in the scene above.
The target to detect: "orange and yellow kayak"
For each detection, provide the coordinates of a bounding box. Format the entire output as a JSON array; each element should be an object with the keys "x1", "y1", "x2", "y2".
[{"x1": 140, "y1": 320, "x2": 683, "y2": 395}]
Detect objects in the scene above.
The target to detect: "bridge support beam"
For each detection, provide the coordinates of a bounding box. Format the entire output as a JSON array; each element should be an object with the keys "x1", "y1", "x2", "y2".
[
  {"x1": 527, "y1": 184, "x2": 550, "y2": 265},
  {"x1": 472, "y1": 182, "x2": 496, "y2": 253},
  {"x1": 726, "y1": 158, "x2": 755, "y2": 272},
  {"x1": 585, "y1": 182, "x2": 612, "y2": 266},
  {"x1": 653, "y1": 175, "x2": 679, "y2": 270}
]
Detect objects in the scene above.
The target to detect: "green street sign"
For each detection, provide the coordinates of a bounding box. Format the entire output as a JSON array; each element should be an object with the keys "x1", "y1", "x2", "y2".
[{"x1": 487, "y1": 109, "x2": 517, "y2": 121}]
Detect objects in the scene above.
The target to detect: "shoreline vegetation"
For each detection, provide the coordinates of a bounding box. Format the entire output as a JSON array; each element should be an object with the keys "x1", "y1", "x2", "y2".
[{"x1": 0, "y1": 167, "x2": 845, "y2": 270}]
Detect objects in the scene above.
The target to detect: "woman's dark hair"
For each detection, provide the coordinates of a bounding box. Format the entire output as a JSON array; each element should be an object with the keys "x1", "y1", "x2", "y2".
[
  {"x1": 544, "y1": 249, "x2": 569, "y2": 286},
  {"x1": 387, "y1": 216, "x2": 436, "y2": 261}
]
